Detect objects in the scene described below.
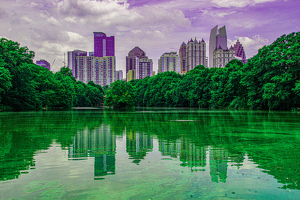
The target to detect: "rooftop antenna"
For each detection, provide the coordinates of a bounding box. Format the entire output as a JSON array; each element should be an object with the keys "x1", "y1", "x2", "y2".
[{"x1": 51, "y1": 59, "x2": 55, "y2": 71}]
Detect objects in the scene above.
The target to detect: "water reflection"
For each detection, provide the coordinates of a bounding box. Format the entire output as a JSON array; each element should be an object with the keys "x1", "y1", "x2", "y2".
[
  {"x1": 1, "y1": 109, "x2": 300, "y2": 192},
  {"x1": 126, "y1": 131, "x2": 153, "y2": 164},
  {"x1": 68, "y1": 124, "x2": 116, "y2": 179}
]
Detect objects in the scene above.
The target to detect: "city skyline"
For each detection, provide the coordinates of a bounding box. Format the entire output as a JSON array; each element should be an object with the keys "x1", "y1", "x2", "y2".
[{"x1": 0, "y1": 0, "x2": 298, "y2": 73}]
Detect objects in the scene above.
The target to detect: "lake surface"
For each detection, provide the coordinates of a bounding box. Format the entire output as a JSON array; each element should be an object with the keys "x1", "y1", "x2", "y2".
[{"x1": 1, "y1": 108, "x2": 300, "y2": 199}]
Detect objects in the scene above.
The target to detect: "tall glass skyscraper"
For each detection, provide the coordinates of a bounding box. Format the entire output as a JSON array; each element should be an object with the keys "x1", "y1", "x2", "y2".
[
  {"x1": 209, "y1": 25, "x2": 227, "y2": 68},
  {"x1": 94, "y1": 32, "x2": 115, "y2": 57},
  {"x1": 67, "y1": 50, "x2": 87, "y2": 78}
]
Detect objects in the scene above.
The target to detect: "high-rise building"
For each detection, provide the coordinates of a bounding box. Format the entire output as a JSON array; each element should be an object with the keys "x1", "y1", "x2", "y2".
[
  {"x1": 209, "y1": 25, "x2": 227, "y2": 68},
  {"x1": 186, "y1": 37, "x2": 206, "y2": 70},
  {"x1": 213, "y1": 46, "x2": 235, "y2": 68},
  {"x1": 137, "y1": 58, "x2": 153, "y2": 80},
  {"x1": 94, "y1": 32, "x2": 115, "y2": 57},
  {"x1": 36, "y1": 59, "x2": 50, "y2": 70},
  {"x1": 158, "y1": 52, "x2": 180, "y2": 73},
  {"x1": 126, "y1": 46, "x2": 147, "y2": 78},
  {"x1": 67, "y1": 50, "x2": 87, "y2": 78},
  {"x1": 76, "y1": 56, "x2": 116, "y2": 86},
  {"x1": 70, "y1": 32, "x2": 116, "y2": 86},
  {"x1": 179, "y1": 37, "x2": 206, "y2": 72},
  {"x1": 233, "y1": 39, "x2": 247, "y2": 64},
  {"x1": 115, "y1": 70, "x2": 123, "y2": 81},
  {"x1": 127, "y1": 70, "x2": 135, "y2": 82},
  {"x1": 179, "y1": 42, "x2": 187, "y2": 72}
]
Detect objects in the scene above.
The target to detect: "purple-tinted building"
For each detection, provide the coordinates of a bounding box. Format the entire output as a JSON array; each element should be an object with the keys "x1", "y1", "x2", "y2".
[
  {"x1": 94, "y1": 32, "x2": 115, "y2": 57},
  {"x1": 36, "y1": 60, "x2": 50, "y2": 70},
  {"x1": 68, "y1": 50, "x2": 87, "y2": 78},
  {"x1": 186, "y1": 37, "x2": 206, "y2": 70},
  {"x1": 136, "y1": 58, "x2": 153, "y2": 80},
  {"x1": 209, "y1": 25, "x2": 227, "y2": 68},
  {"x1": 233, "y1": 39, "x2": 247, "y2": 64},
  {"x1": 115, "y1": 70, "x2": 123, "y2": 80},
  {"x1": 179, "y1": 42, "x2": 186, "y2": 72},
  {"x1": 126, "y1": 46, "x2": 147, "y2": 79},
  {"x1": 158, "y1": 52, "x2": 180, "y2": 73}
]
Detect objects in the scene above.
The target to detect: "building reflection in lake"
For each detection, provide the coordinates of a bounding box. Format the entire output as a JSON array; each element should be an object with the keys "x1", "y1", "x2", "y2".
[
  {"x1": 68, "y1": 124, "x2": 116, "y2": 180},
  {"x1": 126, "y1": 131, "x2": 153, "y2": 164},
  {"x1": 209, "y1": 147, "x2": 228, "y2": 183}
]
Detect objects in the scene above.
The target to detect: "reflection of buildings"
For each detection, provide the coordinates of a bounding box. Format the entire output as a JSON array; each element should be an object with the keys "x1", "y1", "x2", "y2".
[
  {"x1": 126, "y1": 131, "x2": 153, "y2": 164},
  {"x1": 180, "y1": 138, "x2": 207, "y2": 171},
  {"x1": 159, "y1": 139, "x2": 181, "y2": 158},
  {"x1": 68, "y1": 124, "x2": 116, "y2": 180},
  {"x1": 209, "y1": 147, "x2": 228, "y2": 183}
]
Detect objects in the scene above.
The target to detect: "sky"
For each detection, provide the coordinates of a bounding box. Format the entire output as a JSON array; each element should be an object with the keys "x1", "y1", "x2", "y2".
[{"x1": 0, "y1": 0, "x2": 299, "y2": 75}]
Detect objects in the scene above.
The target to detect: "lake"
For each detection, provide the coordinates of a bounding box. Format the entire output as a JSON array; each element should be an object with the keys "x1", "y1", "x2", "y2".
[{"x1": 1, "y1": 108, "x2": 300, "y2": 199}]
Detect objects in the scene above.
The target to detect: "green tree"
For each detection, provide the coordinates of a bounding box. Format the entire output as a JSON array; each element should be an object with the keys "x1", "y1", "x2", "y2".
[
  {"x1": 241, "y1": 32, "x2": 300, "y2": 110},
  {"x1": 104, "y1": 80, "x2": 134, "y2": 108},
  {"x1": 0, "y1": 66, "x2": 12, "y2": 104}
]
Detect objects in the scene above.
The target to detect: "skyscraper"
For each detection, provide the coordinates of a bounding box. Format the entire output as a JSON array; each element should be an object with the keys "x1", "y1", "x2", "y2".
[
  {"x1": 179, "y1": 42, "x2": 187, "y2": 72},
  {"x1": 94, "y1": 32, "x2": 115, "y2": 57},
  {"x1": 233, "y1": 39, "x2": 247, "y2": 64},
  {"x1": 186, "y1": 37, "x2": 206, "y2": 70},
  {"x1": 115, "y1": 70, "x2": 123, "y2": 81},
  {"x1": 70, "y1": 32, "x2": 116, "y2": 86},
  {"x1": 209, "y1": 25, "x2": 218, "y2": 68},
  {"x1": 137, "y1": 58, "x2": 153, "y2": 80},
  {"x1": 209, "y1": 25, "x2": 227, "y2": 68},
  {"x1": 213, "y1": 46, "x2": 235, "y2": 68},
  {"x1": 36, "y1": 59, "x2": 50, "y2": 70},
  {"x1": 126, "y1": 46, "x2": 147, "y2": 79},
  {"x1": 67, "y1": 50, "x2": 87, "y2": 78},
  {"x1": 158, "y1": 52, "x2": 180, "y2": 73}
]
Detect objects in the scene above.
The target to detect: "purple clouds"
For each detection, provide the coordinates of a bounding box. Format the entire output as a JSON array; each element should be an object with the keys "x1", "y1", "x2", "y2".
[{"x1": 0, "y1": 0, "x2": 298, "y2": 73}]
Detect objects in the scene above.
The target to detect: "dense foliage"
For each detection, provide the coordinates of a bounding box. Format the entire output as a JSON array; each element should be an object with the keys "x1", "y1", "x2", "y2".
[
  {"x1": 0, "y1": 38, "x2": 104, "y2": 111},
  {"x1": 104, "y1": 80, "x2": 134, "y2": 108}
]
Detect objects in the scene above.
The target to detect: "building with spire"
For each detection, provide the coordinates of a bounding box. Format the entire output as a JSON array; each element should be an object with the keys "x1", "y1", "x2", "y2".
[
  {"x1": 233, "y1": 39, "x2": 247, "y2": 64},
  {"x1": 186, "y1": 37, "x2": 207, "y2": 71},
  {"x1": 158, "y1": 52, "x2": 180, "y2": 73},
  {"x1": 179, "y1": 37, "x2": 206, "y2": 72},
  {"x1": 213, "y1": 45, "x2": 235, "y2": 68}
]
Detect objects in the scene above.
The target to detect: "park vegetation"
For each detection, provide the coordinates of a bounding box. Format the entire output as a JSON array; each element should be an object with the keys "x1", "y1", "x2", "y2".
[{"x1": 0, "y1": 31, "x2": 299, "y2": 111}]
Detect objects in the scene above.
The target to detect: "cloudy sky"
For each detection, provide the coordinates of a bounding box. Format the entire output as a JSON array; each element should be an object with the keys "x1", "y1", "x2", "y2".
[{"x1": 0, "y1": 0, "x2": 299, "y2": 75}]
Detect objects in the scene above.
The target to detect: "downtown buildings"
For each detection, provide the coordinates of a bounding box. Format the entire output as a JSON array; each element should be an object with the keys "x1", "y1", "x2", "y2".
[
  {"x1": 68, "y1": 32, "x2": 116, "y2": 86},
  {"x1": 158, "y1": 52, "x2": 180, "y2": 73},
  {"x1": 209, "y1": 25, "x2": 247, "y2": 68},
  {"x1": 126, "y1": 46, "x2": 153, "y2": 81},
  {"x1": 179, "y1": 37, "x2": 207, "y2": 73}
]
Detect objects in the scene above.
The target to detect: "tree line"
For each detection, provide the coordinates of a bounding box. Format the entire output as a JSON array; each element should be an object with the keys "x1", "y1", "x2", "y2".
[
  {"x1": 0, "y1": 38, "x2": 105, "y2": 111},
  {"x1": 1, "y1": 31, "x2": 299, "y2": 111}
]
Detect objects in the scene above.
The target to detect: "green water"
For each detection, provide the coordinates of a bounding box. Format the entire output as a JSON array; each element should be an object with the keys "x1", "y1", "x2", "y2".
[{"x1": 1, "y1": 108, "x2": 300, "y2": 199}]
